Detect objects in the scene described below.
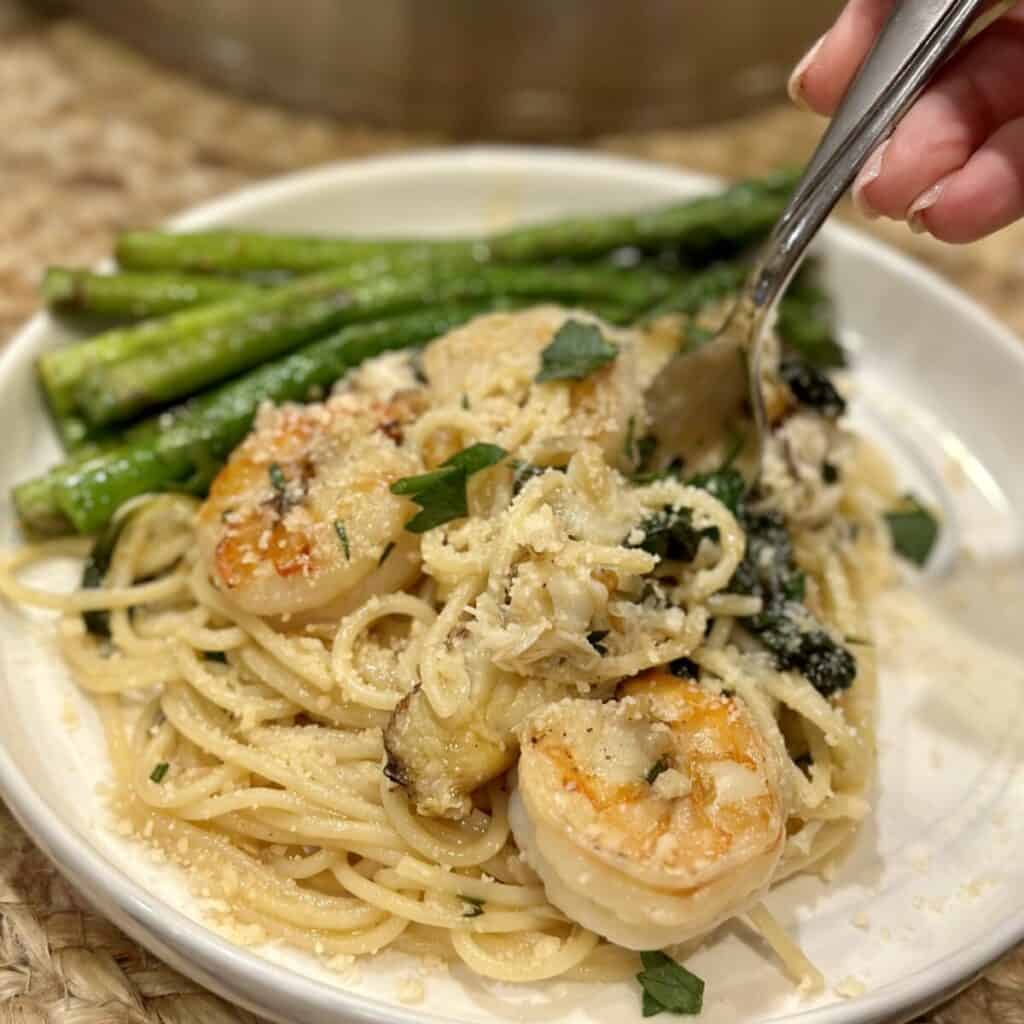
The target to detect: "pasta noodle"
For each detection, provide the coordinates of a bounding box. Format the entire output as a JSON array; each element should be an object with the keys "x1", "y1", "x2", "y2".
[{"x1": 0, "y1": 305, "x2": 895, "y2": 996}]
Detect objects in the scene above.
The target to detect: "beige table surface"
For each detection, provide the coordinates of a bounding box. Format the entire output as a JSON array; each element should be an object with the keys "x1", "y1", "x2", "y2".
[{"x1": 1, "y1": 3, "x2": 1022, "y2": 1022}]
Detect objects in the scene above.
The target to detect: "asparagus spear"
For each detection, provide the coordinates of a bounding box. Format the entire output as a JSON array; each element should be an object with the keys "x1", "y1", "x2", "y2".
[
  {"x1": 113, "y1": 170, "x2": 799, "y2": 274},
  {"x1": 643, "y1": 259, "x2": 845, "y2": 368},
  {"x1": 43, "y1": 269, "x2": 264, "y2": 450},
  {"x1": 72, "y1": 263, "x2": 676, "y2": 427},
  {"x1": 43, "y1": 268, "x2": 261, "y2": 320},
  {"x1": 13, "y1": 412, "x2": 167, "y2": 534},
  {"x1": 37, "y1": 266, "x2": 380, "y2": 420},
  {"x1": 643, "y1": 262, "x2": 746, "y2": 320},
  {"x1": 12, "y1": 475, "x2": 72, "y2": 537},
  {"x1": 17, "y1": 304, "x2": 501, "y2": 536},
  {"x1": 776, "y1": 276, "x2": 846, "y2": 370},
  {"x1": 116, "y1": 230, "x2": 465, "y2": 274},
  {"x1": 488, "y1": 169, "x2": 799, "y2": 263}
]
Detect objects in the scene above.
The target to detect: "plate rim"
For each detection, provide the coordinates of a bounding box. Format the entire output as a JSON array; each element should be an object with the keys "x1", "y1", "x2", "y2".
[{"x1": 1, "y1": 144, "x2": 1023, "y2": 1024}]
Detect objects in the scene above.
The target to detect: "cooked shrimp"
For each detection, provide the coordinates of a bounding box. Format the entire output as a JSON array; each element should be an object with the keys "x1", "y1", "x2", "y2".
[
  {"x1": 197, "y1": 390, "x2": 425, "y2": 618},
  {"x1": 509, "y1": 669, "x2": 787, "y2": 950},
  {"x1": 420, "y1": 306, "x2": 646, "y2": 466}
]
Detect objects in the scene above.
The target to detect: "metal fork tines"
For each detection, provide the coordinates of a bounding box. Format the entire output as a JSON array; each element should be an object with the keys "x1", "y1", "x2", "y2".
[{"x1": 645, "y1": 0, "x2": 1007, "y2": 477}]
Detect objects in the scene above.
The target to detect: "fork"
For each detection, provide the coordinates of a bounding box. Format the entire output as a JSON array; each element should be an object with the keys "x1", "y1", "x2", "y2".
[{"x1": 644, "y1": 0, "x2": 1016, "y2": 477}]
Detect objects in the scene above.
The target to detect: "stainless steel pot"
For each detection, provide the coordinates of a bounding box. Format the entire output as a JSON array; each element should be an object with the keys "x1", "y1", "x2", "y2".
[{"x1": 65, "y1": 1, "x2": 843, "y2": 138}]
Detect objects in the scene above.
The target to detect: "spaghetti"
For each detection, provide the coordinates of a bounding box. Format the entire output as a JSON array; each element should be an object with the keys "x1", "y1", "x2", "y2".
[{"x1": 1, "y1": 305, "x2": 895, "y2": 992}]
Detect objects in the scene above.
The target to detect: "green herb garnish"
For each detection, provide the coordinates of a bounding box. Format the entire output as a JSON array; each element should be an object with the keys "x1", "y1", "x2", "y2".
[
  {"x1": 624, "y1": 415, "x2": 657, "y2": 472},
  {"x1": 635, "y1": 436, "x2": 657, "y2": 470},
  {"x1": 645, "y1": 757, "x2": 670, "y2": 785},
  {"x1": 268, "y1": 462, "x2": 286, "y2": 492},
  {"x1": 687, "y1": 467, "x2": 746, "y2": 516},
  {"x1": 536, "y1": 319, "x2": 618, "y2": 382},
  {"x1": 462, "y1": 896, "x2": 485, "y2": 918},
  {"x1": 720, "y1": 429, "x2": 745, "y2": 470},
  {"x1": 885, "y1": 494, "x2": 939, "y2": 567},
  {"x1": 631, "y1": 457, "x2": 684, "y2": 486},
  {"x1": 730, "y1": 510, "x2": 855, "y2": 697},
  {"x1": 149, "y1": 762, "x2": 170, "y2": 784},
  {"x1": 845, "y1": 635, "x2": 874, "y2": 647},
  {"x1": 782, "y1": 570, "x2": 806, "y2": 602},
  {"x1": 628, "y1": 506, "x2": 709, "y2": 563},
  {"x1": 391, "y1": 443, "x2": 507, "y2": 533},
  {"x1": 334, "y1": 519, "x2": 350, "y2": 560},
  {"x1": 378, "y1": 541, "x2": 395, "y2": 566},
  {"x1": 80, "y1": 513, "x2": 131, "y2": 639},
  {"x1": 637, "y1": 950, "x2": 704, "y2": 1017}
]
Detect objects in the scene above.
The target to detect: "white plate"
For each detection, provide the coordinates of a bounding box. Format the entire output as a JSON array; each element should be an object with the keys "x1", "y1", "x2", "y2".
[{"x1": 1, "y1": 148, "x2": 1023, "y2": 1024}]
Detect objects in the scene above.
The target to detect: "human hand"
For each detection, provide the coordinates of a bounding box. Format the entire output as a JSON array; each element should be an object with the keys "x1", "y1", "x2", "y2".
[{"x1": 788, "y1": 0, "x2": 1024, "y2": 242}]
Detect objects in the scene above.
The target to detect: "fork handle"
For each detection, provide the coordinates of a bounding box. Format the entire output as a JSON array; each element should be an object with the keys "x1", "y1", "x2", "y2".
[{"x1": 749, "y1": 0, "x2": 1000, "y2": 315}]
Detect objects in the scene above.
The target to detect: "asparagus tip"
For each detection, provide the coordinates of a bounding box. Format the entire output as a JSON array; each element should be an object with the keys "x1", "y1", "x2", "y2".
[
  {"x1": 12, "y1": 478, "x2": 72, "y2": 538},
  {"x1": 41, "y1": 267, "x2": 81, "y2": 310}
]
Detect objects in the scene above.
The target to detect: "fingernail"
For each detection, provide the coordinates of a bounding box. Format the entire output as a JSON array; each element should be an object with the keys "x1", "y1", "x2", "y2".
[
  {"x1": 907, "y1": 179, "x2": 947, "y2": 235},
  {"x1": 852, "y1": 141, "x2": 889, "y2": 220},
  {"x1": 787, "y1": 34, "x2": 826, "y2": 111}
]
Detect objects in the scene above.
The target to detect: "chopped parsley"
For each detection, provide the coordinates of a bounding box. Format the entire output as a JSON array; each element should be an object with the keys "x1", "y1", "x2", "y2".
[
  {"x1": 645, "y1": 757, "x2": 670, "y2": 785},
  {"x1": 462, "y1": 896, "x2": 485, "y2": 918},
  {"x1": 631, "y1": 457, "x2": 684, "y2": 486},
  {"x1": 149, "y1": 762, "x2": 170, "y2": 784},
  {"x1": 391, "y1": 443, "x2": 507, "y2": 534},
  {"x1": 626, "y1": 469, "x2": 749, "y2": 565},
  {"x1": 625, "y1": 415, "x2": 658, "y2": 473},
  {"x1": 628, "y1": 506, "x2": 709, "y2": 563},
  {"x1": 719, "y1": 429, "x2": 745, "y2": 470},
  {"x1": 634, "y1": 437, "x2": 657, "y2": 472},
  {"x1": 334, "y1": 519, "x2": 351, "y2": 560},
  {"x1": 885, "y1": 494, "x2": 939, "y2": 567},
  {"x1": 637, "y1": 950, "x2": 704, "y2": 1017},
  {"x1": 378, "y1": 541, "x2": 395, "y2": 566},
  {"x1": 782, "y1": 570, "x2": 806, "y2": 602},
  {"x1": 80, "y1": 512, "x2": 132, "y2": 639},
  {"x1": 535, "y1": 319, "x2": 618, "y2": 382},
  {"x1": 845, "y1": 635, "x2": 874, "y2": 647},
  {"x1": 687, "y1": 467, "x2": 746, "y2": 516},
  {"x1": 268, "y1": 461, "x2": 287, "y2": 493}
]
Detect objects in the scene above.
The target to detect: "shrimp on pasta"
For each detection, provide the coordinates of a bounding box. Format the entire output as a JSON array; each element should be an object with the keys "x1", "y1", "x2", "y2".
[
  {"x1": 510, "y1": 669, "x2": 788, "y2": 950},
  {"x1": 197, "y1": 389, "x2": 425, "y2": 620}
]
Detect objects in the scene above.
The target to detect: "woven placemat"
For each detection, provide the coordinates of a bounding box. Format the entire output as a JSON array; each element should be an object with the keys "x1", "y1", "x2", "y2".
[{"x1": 2, "y1": 6, "x2": 1023, "y2": 1021}]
